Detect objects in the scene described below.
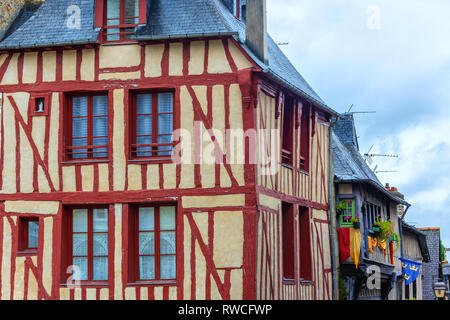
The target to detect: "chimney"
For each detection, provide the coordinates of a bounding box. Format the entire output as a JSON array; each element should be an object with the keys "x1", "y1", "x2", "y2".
[{"x1": 246, "y1": 0, "x2": 268, "y2": 64}]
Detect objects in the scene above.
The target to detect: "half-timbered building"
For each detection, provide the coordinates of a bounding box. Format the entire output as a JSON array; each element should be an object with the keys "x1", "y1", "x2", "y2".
[{"x1": 0, "y1": 0, "x2": 337, "y2": 300}]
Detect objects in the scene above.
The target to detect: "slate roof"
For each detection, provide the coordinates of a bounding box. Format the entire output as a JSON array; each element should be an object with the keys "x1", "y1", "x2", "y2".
[
  {"x1": 333, "y1": 114, "x2": 408, "y2": 205},
  {"x1": 0, "y1": 0, "x2": 335, "y2": 115},
  {"x1": 0, "y1": 0, "x2": 99, "y2": 48}
]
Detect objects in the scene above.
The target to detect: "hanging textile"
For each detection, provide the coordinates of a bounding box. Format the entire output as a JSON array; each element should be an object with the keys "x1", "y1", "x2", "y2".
[
  {"x1": 349, "y1": 228, "x2": 361, "y2": 269},
  {"x1": 400, "y1": 258, "x2": 422, "y2": 285}
]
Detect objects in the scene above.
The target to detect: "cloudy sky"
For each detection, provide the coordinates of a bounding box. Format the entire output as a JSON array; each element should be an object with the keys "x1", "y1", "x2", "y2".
[{"x1": 266, "y1": 0, "x2": 450, "y2": 247}]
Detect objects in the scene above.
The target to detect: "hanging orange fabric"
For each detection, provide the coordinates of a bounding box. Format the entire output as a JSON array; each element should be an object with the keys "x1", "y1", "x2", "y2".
[{"x1": 349, "y1": 228, "x2": 361, "y2": 269}]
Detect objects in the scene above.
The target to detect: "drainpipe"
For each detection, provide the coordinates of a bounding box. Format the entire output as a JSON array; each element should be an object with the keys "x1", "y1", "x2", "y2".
[{"x1": 329, "y1": 116, "x2": 338, "y2": 300}]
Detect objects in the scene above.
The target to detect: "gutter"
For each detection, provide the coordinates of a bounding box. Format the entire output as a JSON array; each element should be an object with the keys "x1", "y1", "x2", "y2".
[
  {"x1": 0, "y1": 37, "x2": 100, "y2": 50},
  {"x1": 329, "y1": 116, "x2": 338, "y2": 300},
  {"x1": 133, "y1": 31, "x2": 239, "y2": 41}
]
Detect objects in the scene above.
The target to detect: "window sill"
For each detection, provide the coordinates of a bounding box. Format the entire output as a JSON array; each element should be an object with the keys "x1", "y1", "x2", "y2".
[
  {"x1": 299, "y1": 280, "x2": 313, "y2": 285},
  {"x1": 101, "y1": 40, "x2": 139, "y2": 46},
  {"x1": 281, "y1": 163, "x2": 294, "y2": 170},
  {"x1": 298, "y1": 169, "x2": 310, "y2": 175},
  {"x1": 61, "y1": 160, "x2": 110, "y2": 166},
  {"x1": 282, "y1": 278, "x2": 296, "y2": 286},
  {"x1": 17, "y1": 250, "x2": 38, "y2": 256},
  {"x1": 60, "y1": 282, "x2": 109, "y2": 288},
  {"x1": 128, "y1": 158, "x2": 174, "y2": 165},
  {"x1": 127, "y1": 280, "x2": 177, "y2": 287}
]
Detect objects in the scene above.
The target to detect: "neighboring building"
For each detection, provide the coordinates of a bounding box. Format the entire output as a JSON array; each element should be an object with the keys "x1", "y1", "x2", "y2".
[
  {"x1": 0, "y1": 0, "x2": 337, "y2": 300},
  {"x1": 332, "y1": 113, "x2": 408, "y2": 300},
  {"x1": 398, "y1": 220, "x2": 430, "y2": 300},
  {"x1": 443, "y1": 262, "x2": 450, "y2": 300},
  {"x1": 419, "y1": 228, "x2": 444, "y2": 300}
]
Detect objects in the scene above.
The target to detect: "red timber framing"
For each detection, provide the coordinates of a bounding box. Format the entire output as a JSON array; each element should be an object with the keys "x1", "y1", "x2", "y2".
[{"x1": 0, "y1": 34, "x2": 333, "y2": 300}]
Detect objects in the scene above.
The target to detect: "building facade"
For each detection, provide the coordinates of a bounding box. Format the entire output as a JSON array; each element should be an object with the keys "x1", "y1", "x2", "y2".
[
  {"x1": 0, "y1": 0, "x2": 336, "y2": 300},
  {"x1": 333, "y1": 114, "x2": 407, "y2": 300},
  {"x1": 399, "y1": 221, "x2": 430, "y2": 300}
]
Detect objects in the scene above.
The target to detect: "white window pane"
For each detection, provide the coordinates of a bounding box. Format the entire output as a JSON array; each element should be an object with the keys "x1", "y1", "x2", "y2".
[
  {"x1": 72, "y1": 257, "x2": 88, "y2": 281},
  {"x1": 137, "y1": 94, "x2": 153, "y2": 114},
  {"x1": 72, "y1": 118, "x2": 88, "y2": 138},
  {"x1": 157, "y1": 93, "x2": 173, "y2": 113},
  {"x1": 139, "y1": 207, "x2": 154, "y2": 231},
  {"x1": 28, "y1": 221, "x2": 39, "y2": 249},
  {"x1": 160, "y1": 207, "x2": 176, "y2": 230},
  {"x1": 73, "y1": 209, "x2": 88, "y2": 232},
  {"x1": 139, "y1": 256, "x2": 155, "y2": 280},
  {"x1": 93, "y1": 137, "x2": 108, "y2": 158},
  {"x1": 93, "y1": 209, "x2": 108, "y2": 232},
  {"x1": 93, "y1": 257, "x2": 108, "y2": 281},
  {"x1": 160, "y1": 255, "x2": 176, "y2": 280},
  {"x1": 157, "y1": 113, "x2": 173, "y2": 135},
  {"x1": 106, "y1": 0, "x2": 120, "y2": 41},
  {"x1": 125, "y1": 0, "x2": 139, "y2": 23},
  {"x1": 93, "y1": 117, "x2": 108, "y2": 138},
  {"x1": 107, "y1": 0, "x2": 120, "y2": 19},
  {"x1": 73, "y1": 233, "x2": 88, "y2": 256},
  {"x1": 137, "y1": 115, "x2": 152, "y2": 136},
  {"x1": 139, "y1": 232, "x2": 154, "y2": 255},
  {"x1": 160, "y1": 231, "x2": 176, "y2": 255},
  {"x1": 93, "y1": 233, "x2": 108, "y2": 256},
  {"x1": 93, "y1": 96, "x2": 108, "y2": 116},
  {"x1": 72, "y1": 97, "x2": 88, "y2": 117}
]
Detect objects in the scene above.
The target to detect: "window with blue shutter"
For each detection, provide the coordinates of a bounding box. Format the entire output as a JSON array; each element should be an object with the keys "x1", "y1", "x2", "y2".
[
  {"x1": 131, "y1": 92, "x2": 174, "y2": 159},
  {"x1": 67, "y1": 94, "x2": 109, "y2": 160}
]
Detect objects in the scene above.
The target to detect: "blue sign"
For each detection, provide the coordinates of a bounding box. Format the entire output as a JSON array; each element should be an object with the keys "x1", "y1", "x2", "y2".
[{"x1": 400, "y1": 258, "x2": 421, "y2": 286}]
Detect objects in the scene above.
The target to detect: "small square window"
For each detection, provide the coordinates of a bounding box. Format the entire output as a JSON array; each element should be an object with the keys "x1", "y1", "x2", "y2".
[
  {"x1": 19, "y1": 218, "x2": 39, "y2": 254},
  {"x1": 30, "y1": 94, "x2": 49, "y2": 116}
]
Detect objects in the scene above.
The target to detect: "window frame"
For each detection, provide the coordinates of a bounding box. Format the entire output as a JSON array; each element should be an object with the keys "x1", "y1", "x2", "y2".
[
  {"x1": 18, "y1": 217, "x2": 39, "y2": 255},
  {"x1": 129, "y1": 90, "x2": 176, "y2": 162},
  {"x1": 128, "y1": 203, "x2": 177, "y2": 284},
  {"x1": 338, "y1": 198, "x2": 356, "y2": 228},
  {"x1": 29, "y1": 93, "x2": 50, "y2": 117},
  {"x1": 101, "y1": 0, "x2": 145, "y2": 43},
  {"x1": 63, "y1": 205, "x2": 110, "y2": 285},
  {"x1": 299, "y1": 102, "x2": 310, "y2": 172},
  {"x1": 298, "y1": 206, "x2": 312, "y2": 281},
  {"x1": 64, "y1": 92, "x2": 110, "y2": 162},
  {"x1": 281, "y1": 96, "x2": 295, "y2": 166},
  {"x1": 282, "y1": 202, "x2": 295, "y2": 281}
]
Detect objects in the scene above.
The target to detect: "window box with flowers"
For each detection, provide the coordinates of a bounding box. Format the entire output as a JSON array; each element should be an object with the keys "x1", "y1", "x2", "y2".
[
  {"x1": 374, "y1": 218, "x2": 400, "y2": 250},
  {"x1": 350, "y1": 216, "x2": 360, "y2": 229}
]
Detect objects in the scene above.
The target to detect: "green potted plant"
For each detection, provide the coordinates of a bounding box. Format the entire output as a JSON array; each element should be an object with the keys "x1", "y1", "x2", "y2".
[
  {"x1": 350, "y1": 215, "x2": 360, "y2": 229},
  {"x1": 375, "y1": 219, "x2": 400, "y2": 250}
]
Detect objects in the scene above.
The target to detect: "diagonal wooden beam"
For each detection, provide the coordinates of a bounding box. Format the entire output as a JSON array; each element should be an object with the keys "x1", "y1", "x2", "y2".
[
  {"x1": 7, "y1": 95, "x2": 56, "y2": 192},
  {"x1": 186, "y1": 212, "x2": 231, "y2": 300},
  {"x1": 186, "y1": 86, "x2": 239, "y2": 188}
]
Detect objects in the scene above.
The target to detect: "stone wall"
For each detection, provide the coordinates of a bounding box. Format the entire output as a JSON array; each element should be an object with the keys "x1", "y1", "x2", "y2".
[{"x1": 0, "y1": 0, "x2": 44, "y2": 31}]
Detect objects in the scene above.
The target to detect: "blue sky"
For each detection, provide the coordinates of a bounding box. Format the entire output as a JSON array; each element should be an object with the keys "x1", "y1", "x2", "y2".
[{"x1": 266, "y1": 0, "x2": 450, "y2": 248}]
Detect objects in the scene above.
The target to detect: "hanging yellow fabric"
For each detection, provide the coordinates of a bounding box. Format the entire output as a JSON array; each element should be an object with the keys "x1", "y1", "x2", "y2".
[
  {"x1": 350, "y1": 228, "x2": 361, "y2": 269},
  {"x1": 367, "y1": 236, "x2": 388, "y2": 261}
]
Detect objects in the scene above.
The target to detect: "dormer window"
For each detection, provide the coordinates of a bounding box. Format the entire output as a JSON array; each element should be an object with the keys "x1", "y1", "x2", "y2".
[{"x1": 96, "y1": 0, "x2": 147, "y2": 43}]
